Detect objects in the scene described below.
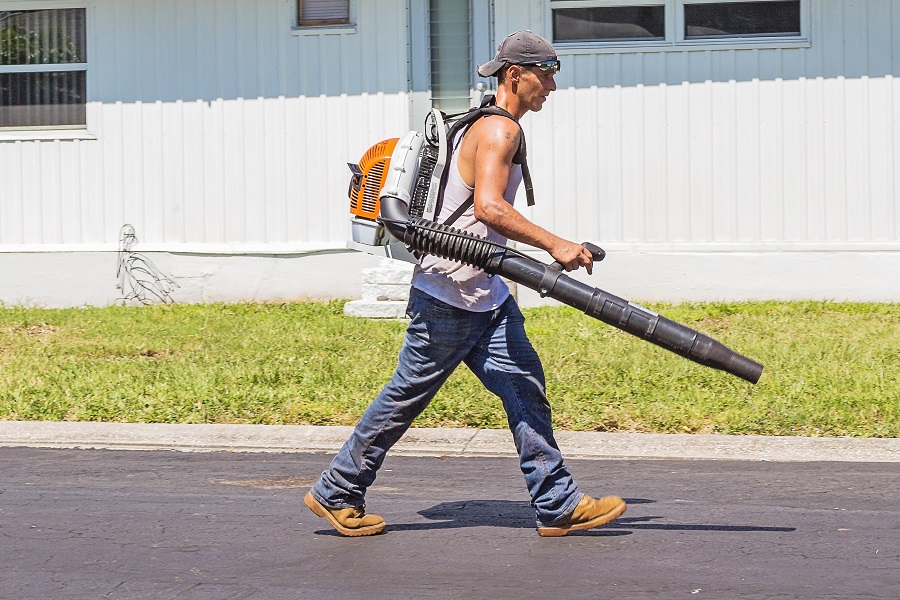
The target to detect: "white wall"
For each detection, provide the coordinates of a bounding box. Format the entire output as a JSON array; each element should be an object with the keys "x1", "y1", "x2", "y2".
[
  {"x1": 495, "y1": 0, "x2": 899, "y2": 250},
  {"x1": 1, "y1": 0, "x2": 898, "y2": 307},
  {"x1": 0, "y1": 0, "x2": 410, "y2": 250},
  {"x1": 0, "y1": 249, "x2": 384, "y2": 307}
]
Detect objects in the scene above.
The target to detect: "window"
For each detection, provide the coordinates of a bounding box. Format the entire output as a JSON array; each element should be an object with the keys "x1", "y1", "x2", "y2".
[
  {"x1": 684, "y1": 1, "x2": 800, "y2": 39},
  {"x1": 429, "y1": 0, "x2": 471, "y2": 113},
  {"x1": 0, "y1": 7, "x2": 86, "y2": 128},
  {"x1": 550, "y1": 0, "x2": 806, "y2": 48},
  {"x1": 554, "y1": 6, "x2": 666, "y2": 42},
  {"x1": 297, "y1": 0, "x2": 350, "y2": 27}
]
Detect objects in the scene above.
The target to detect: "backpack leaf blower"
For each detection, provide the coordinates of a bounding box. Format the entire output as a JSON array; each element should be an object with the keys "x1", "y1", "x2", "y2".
[{"x1": 346, "y1": 103, "x2": 764, "y2": 385}]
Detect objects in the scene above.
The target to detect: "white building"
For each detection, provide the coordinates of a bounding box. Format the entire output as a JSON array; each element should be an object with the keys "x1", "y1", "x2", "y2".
[{"x1": 1, "y1": 0, "x2": 897, "y2": 307}]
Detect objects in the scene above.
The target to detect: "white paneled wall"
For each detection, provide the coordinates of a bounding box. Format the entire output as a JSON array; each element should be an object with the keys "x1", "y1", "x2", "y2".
[
  {"x1": 1, "y1": 0, "x2": 898, "y2": 306},
  {"x1": 521, "y1": 74, "x2": 899, "y2": 247},
  {"x1": 0, "y1": 0, "x2": 410, "y2": 250},
  {"x1": 497, "y1": 0, "x2": 900, "y2": 249},
  {"x1": 2, "y1": 0, "x2": 897, "y2": 250}
]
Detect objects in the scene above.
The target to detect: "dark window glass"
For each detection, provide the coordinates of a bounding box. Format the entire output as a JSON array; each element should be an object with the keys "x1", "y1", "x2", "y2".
[
  {"x1": 0, "y1": 9, "x2": 86, "y2": 127},
  {"x1": 684, "y1": 1, "x2": 801, "y2": 39},
  {"x1": 0, "y1": 71, "x2": 86, "y2": 127},
  {"x1": 553, "y1": 6, "x2": 666, "y2": 42}
]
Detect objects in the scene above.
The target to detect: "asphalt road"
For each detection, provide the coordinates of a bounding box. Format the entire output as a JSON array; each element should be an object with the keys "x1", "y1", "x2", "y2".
[{"x1": 1, "y1": 447, "x2": 898, "y2": 599}]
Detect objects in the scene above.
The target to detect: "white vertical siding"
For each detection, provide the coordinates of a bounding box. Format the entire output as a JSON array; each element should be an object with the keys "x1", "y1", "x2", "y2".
[
  {"x1": 0, "y1": 0, "x2": 410, "y2": 249},
  {"x1": 494, "y1": 0, "x2": 900, "y2": 248},
  {"x1": 1, "y1": 0, "x2": 898, "y2": 257}
]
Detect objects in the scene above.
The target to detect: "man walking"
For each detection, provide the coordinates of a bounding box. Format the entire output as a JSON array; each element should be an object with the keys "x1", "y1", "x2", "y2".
[{"x1": 306, "y1": 30, "x2": 626, "y2": 537}]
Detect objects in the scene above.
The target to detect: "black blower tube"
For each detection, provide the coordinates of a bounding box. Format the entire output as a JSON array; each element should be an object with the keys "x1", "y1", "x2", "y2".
[{"x1": 379, "y1": 197, "x2": 764, "y2": 384}]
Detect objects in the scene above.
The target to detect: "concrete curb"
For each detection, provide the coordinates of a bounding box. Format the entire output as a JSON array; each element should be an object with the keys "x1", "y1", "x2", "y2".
[{"x1": 1, "y1": 421, "x2": 899, "y2": 462}]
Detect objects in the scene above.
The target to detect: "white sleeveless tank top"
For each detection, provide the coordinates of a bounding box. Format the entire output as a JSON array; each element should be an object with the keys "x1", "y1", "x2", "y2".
[{"x1": 411, "y1": 128, "x2": 523, "y2": 312}]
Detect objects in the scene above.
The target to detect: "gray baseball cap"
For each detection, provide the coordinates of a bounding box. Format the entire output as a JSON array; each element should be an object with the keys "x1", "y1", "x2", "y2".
[{"x1": 477, "y1": 30, "x2": 559, "y2": 78}]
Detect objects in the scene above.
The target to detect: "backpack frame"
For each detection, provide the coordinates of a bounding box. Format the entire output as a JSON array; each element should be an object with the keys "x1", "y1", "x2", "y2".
[{"x1": 348, "y1": 94, "x2": 534, "y2": 264}]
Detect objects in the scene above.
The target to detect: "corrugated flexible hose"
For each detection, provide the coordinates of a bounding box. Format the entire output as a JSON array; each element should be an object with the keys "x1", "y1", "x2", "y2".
[{"x1": 379, "y1": 197, "x2": 763, "y2": 384}]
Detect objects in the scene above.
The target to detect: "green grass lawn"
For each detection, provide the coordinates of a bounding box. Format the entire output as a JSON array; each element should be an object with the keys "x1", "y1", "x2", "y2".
[{"x1": 1, "y1": 300, "x2": 897, "y2": 437}]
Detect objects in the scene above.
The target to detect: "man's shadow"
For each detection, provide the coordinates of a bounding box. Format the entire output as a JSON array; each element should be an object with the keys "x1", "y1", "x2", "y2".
[
  {"x1": 314, "y1": 498, "x2": 795, "y2": 536},
  {"x1": 390, "y1": 499, "x2": 633, "y2": 536}
]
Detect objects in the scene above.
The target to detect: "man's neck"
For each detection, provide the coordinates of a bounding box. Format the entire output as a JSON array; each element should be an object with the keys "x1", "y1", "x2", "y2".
[{"x1": 495, "y1": 86, "x2": 527, "y2": 120}]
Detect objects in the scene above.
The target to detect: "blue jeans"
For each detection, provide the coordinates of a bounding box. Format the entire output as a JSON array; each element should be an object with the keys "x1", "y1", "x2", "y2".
[{"x1": 311, "y1": 287, "x2": 582, "y2": 526}]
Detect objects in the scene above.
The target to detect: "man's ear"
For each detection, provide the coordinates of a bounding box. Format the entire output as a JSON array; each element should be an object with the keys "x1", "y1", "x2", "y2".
[{"x1": 507, "y1": 64, "x2": 523, "y2": 87}]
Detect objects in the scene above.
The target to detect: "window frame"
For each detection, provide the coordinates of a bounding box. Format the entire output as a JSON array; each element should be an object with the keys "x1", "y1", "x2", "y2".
[
  {"x1": 548, "y1": 0, "x2": 810, "y2": 53},
  {"x1": 294, "y1": 0, "x2": 355, "y2": 35},
  {"x1": 551, "y1": 0, "x2": 675, "y2": 51},
  {"x1": 0, "y1": 2, "x2": 91, "y2": 136}
]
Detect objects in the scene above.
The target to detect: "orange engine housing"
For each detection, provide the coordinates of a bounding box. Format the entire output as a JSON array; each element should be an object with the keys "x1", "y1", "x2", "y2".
[{"x1": 349, "y1": 138, "x2": 398, "y2": 220}]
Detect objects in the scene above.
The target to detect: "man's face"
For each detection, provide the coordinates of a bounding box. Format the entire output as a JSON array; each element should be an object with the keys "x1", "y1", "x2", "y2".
[{"x1": 516, "y1": 65, "x2": 557, "y2": 112}]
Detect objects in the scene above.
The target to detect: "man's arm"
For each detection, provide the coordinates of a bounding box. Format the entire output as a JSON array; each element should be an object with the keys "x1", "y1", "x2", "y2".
[{"x1": 465, "y1": 117, "x2": 594, "y2": 274}]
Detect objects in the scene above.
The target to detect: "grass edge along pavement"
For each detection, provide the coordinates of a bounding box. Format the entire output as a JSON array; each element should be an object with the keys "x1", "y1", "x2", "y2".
[{"x1": 0, "y1": 300, "x2": 897, "y2": 438}]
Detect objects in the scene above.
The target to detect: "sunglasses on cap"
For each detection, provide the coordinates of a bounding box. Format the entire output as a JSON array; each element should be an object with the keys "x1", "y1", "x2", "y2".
[{"x1": 521, "y1": 59, "x2": 561, "y2": 74}]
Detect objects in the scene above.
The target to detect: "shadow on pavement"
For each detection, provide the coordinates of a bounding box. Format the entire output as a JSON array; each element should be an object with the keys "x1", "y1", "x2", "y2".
[
  {"x1": 313, "y1": 498, "x2": 795, "y2": 536},
  {"x1": 613, "y1": 516, "x2": 796, "y2": 533},
  {"x1": 315, "y1": 499, "x2": 651, "y2": 535}
]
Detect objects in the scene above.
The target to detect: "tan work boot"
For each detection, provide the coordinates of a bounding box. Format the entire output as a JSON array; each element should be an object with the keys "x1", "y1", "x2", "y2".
[
  {"x1": 537, "y1": 494, "x2": 627, "y2": 537},
  {"x1": 304, "y1": 491, "x2": 386, "y2": 537}
]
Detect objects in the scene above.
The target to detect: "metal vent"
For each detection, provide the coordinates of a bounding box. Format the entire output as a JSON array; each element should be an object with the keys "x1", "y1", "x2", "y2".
[
  {"x1": 362, "y1": 160, "x2": 386, "y2": 215},
  {"x1": 349, "y1": 138, "x2": 397, "y2": 220},
  {"x1": 409, "y1": 145, "x2": 438, "y2": 218}
]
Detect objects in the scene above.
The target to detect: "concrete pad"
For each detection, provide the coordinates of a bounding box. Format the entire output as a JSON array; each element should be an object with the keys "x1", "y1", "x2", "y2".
[
  {"x1": 1, "y1": 421, "x2": 899, "y2": 462},
  {"x1": 464, "y1": 429, "x2": 517, "y2": 456},
  {"x1": 343, "y1": 299, "x2": 408, "y2": 318},
  {"x1": 0, "y1": 422, "x2": 353, "y2": 453},
  {"x1": 553, "y1": 431, "x2": 900, "y2": 462},
  {"x1": 391, "y1": 427, "x2": 479, "y2": 455}
]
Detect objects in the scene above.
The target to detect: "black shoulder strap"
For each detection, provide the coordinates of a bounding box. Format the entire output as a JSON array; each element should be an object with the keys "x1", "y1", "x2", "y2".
[
  {"x1": 472, "y1": 98, "x2": 534, "y2": 208},
  {"x1": 443, "y1": 195, "x2": 473, "y2": 228},
  {"x1": 434, "y1": 96, "x2": 536, "y2": 230},
  {"x1": 437, "y1": 96, "x2": 535, "y2": 228}
]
